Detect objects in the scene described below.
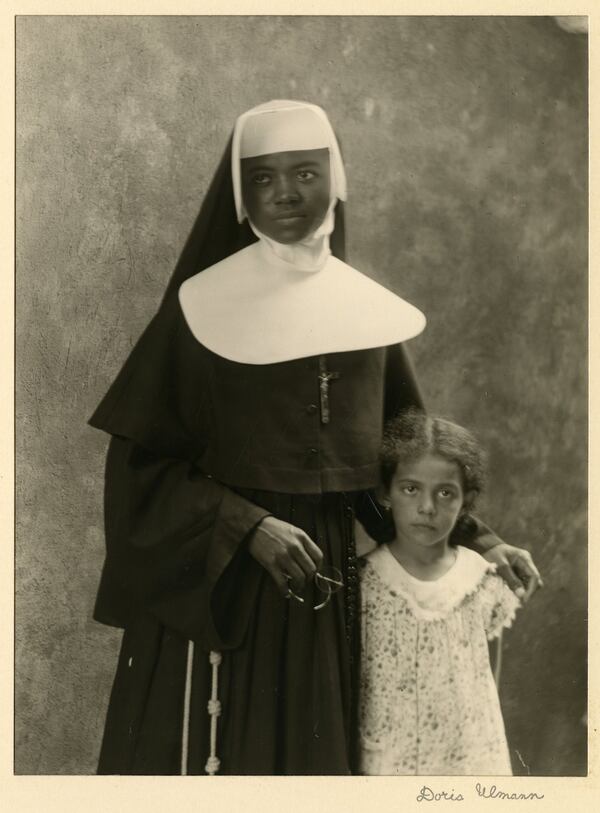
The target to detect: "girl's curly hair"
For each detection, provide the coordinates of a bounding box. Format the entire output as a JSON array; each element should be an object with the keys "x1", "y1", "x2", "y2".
[{"x1": 381, "y1": 408, "x2": 487, "y2": 514}]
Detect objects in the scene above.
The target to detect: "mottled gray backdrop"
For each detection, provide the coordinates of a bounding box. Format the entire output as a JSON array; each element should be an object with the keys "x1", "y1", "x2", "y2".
[{"x1": 16, "y1": 16, "x2": 587, "y2": 775}]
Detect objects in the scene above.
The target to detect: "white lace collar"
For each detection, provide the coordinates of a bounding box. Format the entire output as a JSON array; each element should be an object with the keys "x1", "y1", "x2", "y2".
[{"x1": 364, "y1": 544, "x2": 497, "y2": 621}]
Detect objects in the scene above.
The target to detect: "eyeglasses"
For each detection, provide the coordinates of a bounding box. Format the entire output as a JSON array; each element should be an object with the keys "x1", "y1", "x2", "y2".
[{"x1": 285, "y1": 565, "x2": 344, "y2": 611}]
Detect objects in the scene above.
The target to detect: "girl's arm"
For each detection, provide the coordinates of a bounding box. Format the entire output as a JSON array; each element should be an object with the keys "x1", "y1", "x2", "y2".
[{"x1": 481, "y1": 572, "x2": 521, "y2": 640}]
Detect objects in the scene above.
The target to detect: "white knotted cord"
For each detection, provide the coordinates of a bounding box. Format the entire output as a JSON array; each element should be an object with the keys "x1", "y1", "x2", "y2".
[
  {"x1": 180, "y1": 640, "x2": 195, "y2": 776},
  {"x1": 205, "y1": 650, "x2": 223, "y2": 775}
]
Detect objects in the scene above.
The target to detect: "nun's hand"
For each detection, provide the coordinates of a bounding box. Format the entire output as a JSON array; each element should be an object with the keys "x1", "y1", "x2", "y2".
[
  {"x1": 483, "y1": 541, "x2": 543, "y2": 603},
  {"x1": 248, "y1": 515, "x2": 324, "y2": 597}
]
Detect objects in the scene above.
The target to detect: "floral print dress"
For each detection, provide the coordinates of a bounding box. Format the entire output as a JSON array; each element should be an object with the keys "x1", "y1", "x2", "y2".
[{"x1": 358, "y1": 544, "x2": 520, "y2": 776}]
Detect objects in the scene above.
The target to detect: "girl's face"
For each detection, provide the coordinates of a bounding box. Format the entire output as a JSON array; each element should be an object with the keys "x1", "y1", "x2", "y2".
[
  {"x1": 387, "y1": 452, "x2": 466, "y2": 549},
  {"x1": 241, "y1": 148, "x2": 331, "y2": 244}
]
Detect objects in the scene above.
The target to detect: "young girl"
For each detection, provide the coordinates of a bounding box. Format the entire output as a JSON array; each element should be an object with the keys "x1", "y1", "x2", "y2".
[{"x1": 359, "y1": 410, "x2": 520, "y2": 775}]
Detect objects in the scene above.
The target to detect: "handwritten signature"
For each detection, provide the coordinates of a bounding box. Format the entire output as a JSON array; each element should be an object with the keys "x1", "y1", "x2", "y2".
[{"x1": 416, "y1": 784, "x2": 545, "y2": 802}]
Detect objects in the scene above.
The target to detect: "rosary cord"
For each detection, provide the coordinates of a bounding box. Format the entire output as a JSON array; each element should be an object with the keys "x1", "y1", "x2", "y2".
[{"x1": 343, "y1": 496, "x2": 358, "y2": 648}]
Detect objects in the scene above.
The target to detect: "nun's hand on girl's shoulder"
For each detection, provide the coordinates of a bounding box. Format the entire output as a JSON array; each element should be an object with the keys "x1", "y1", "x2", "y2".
[
  {"x1": 248, "y1": 515, "x2": 324, "y2": 598},
  {"x1": 482, "y1": 541, "x2": 544, "y2": 603}
]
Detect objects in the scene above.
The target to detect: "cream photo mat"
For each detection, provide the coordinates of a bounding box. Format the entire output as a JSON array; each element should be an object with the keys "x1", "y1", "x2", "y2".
[{"x1": 2, "y1": 1, "x2": 596, "y2": 811}]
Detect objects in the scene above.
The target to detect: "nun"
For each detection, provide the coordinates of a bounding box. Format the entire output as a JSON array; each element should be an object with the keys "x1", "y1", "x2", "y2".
[{"x1": 90, "y1": 100, "x2": 540, "y2": 775}]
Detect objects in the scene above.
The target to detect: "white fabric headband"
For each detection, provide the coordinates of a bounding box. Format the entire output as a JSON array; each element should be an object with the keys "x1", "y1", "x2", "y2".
[{"x1": 231, "y1": 100, "x2": 348, "y2": 224}]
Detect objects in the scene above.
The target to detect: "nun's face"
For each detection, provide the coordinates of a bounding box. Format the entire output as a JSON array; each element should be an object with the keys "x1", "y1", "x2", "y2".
[{"x1": 241, "y1": 148, "x2": 330, "y2": 244}]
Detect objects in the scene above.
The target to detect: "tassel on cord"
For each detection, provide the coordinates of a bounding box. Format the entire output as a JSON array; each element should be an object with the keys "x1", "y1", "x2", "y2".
[
  {"x1": 205, "y1": 650, "x2": 222, "y2": 775},
  {"x1": 181, "y1": 640, "x2": 195, "y2": 776}
]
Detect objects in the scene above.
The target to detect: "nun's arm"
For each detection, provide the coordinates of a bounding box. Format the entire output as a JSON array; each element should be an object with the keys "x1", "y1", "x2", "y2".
[{"x1": 95, "y1": 436, "x2": 271, "y2": 649}]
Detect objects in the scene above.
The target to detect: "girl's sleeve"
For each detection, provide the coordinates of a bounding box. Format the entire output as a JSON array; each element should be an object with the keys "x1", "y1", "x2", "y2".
[{"x1": 479, "y1": 572, "x2": 521, "y2": 641}]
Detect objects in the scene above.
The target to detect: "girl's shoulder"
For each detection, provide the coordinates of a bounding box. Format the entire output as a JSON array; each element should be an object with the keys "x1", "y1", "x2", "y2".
[
  {"x1": 450, "y1": 548, "x2": 521, "y2": 638},
  {"x1": 360, "y1": 545, "x2": 516, "y2": 622},
  {"x1": 362, "y1": 544, "x2": 490, "y2": 587},
  {"x1": 359, "y1": 545, "x2": 397, "y2": 586},
  {"x1": 359, "y1": 548, "x2": 388, "y2": 589}
]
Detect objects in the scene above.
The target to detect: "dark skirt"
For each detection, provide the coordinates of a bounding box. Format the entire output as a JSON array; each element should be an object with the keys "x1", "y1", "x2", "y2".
[{"x1": 97, "y1": 490, "x2": 360, "y2": 775}]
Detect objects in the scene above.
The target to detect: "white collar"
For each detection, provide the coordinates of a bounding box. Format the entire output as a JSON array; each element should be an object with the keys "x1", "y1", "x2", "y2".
[
  {"x1": 179, "y1": 241, "x2": 426, "y2": 364},
  {"x1": 364, "y1": 545, "x2": 496, "y2": 620}
]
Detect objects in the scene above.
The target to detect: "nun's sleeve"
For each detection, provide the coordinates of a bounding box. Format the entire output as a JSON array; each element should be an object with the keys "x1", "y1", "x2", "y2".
[
  {"x1": 449, "y1": 513, "x2": 501, "y2": 551},
  {"x1": 383, "y1": 343, "x2": 425, "y2": 418},
  {"x1": 90, "y1": 295, "x2": 269, "y2": 649},
  {"x1": 93, "y1": 436, "x2": 268, "y2": 649}
]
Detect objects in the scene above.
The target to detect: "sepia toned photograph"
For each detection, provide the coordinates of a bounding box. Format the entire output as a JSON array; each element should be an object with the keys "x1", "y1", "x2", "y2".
[{"x1": 15, "y1": 14, "x2": 587, "y2": 781}]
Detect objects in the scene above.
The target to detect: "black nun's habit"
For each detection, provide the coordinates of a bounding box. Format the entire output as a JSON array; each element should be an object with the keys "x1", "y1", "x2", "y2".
[{"x1": 89, "y1": 101, "x2": 481, "y2": 775}]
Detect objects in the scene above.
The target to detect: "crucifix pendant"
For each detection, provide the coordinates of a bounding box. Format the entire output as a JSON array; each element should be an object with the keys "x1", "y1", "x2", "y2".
[{"x1": 318, "y1": 356, "x2": 340, "y2": 424}]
